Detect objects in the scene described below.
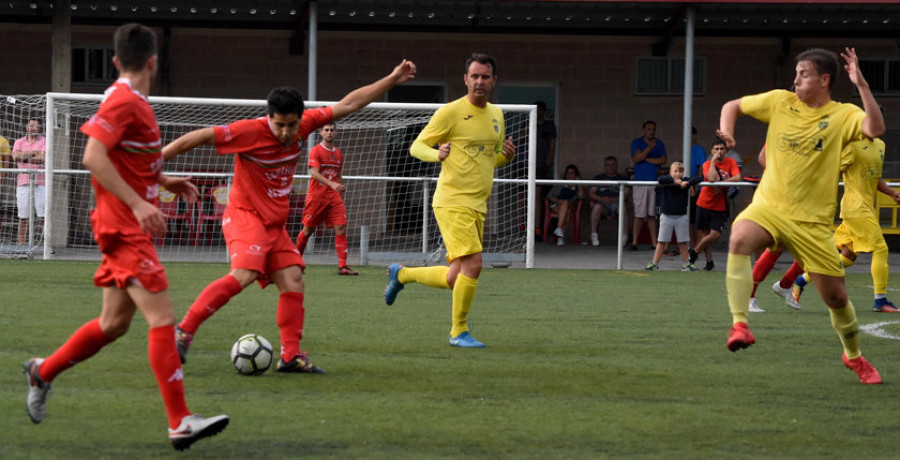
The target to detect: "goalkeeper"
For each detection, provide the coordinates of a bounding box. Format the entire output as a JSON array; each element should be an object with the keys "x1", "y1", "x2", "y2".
[
  {"x1": 383, "y1": 53, "x2": 516, "y2": 348},
  {"x1": 163, "y1": 60, "x2": 416, "y2": 373}
]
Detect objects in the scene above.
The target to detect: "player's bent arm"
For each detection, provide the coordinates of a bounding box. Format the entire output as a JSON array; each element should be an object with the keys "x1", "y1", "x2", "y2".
[
  {"x1": 330, "y1": 59, "x2": 417, "y2": 121},
  {"x1": 308, "y1": 166, "x2": 333, "y2": 188},
  {"x1": 83, "y1": 137, "x2": 165, "y2": 235},
  {"x1": 410, "y1": 138, "x2": 442, "y2": 162},
  {"x1": 877, "y1": 179, "x2": 900, "y2": 204},
  {"x1": 159, "y1": 174, "x2": 199, "y2": 203},
  {"x1": 858, "y1": 82, "x2": 885, "y2": 139},
  {"x1": 718, "y1": 99, "x2": 743, "y2": 148},
  {"x1": 162, "y1": 127, "x2": 216, "y2": 160}
]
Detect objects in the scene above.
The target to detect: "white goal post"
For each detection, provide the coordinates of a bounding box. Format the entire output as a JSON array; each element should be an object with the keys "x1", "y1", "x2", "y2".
[{"x1": 0, "y1": 93, "x2": 538, "y2": 267}]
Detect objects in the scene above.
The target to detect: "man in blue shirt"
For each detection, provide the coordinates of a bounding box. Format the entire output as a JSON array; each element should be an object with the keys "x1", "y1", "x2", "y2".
[{"x1": 630, "y1": 120, "x2": 667, "y2": 250}]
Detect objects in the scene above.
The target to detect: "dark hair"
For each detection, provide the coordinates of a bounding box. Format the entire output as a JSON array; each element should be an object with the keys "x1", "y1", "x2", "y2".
[
  {"x1": 266, "y1": 87, "x2": 306, "y2": 117},
  {"x1": 691, "y1": 126, "x2": 697, "y2": 135},
  {"x1": 711, "y1": 138, "x2": 727, "y2": 149},
  {"x1": 465, "y1": 53, "x2": 497, "y2": 76},
  {"x1": 604, "y1": 155, "x2": 617, "y2": 164},
  {"x1": 534, "y1": 100, "x2": 547, "y2": 110},
  {"x1": 642, "y1": 120, "x2": 657, "y2": 129},
  {"x1": 113, "y1": 23, "x2": 157, "y2": 72},
  {"x1": 796, "y1": 48, "x2": 840, "y2": 90},
  {"x1": 562, "y1": 163, "x2": 581, "y2": 179}
]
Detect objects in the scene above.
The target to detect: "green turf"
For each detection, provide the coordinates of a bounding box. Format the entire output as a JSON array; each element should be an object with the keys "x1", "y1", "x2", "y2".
[{"x1": 2, "y1": 260, "x2": 900, "y2": 459}]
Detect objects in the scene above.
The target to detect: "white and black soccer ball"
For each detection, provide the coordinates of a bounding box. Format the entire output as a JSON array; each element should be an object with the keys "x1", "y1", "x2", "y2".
[{"x1": 230, "y1": 334, "x2": 273, "y2": 375}]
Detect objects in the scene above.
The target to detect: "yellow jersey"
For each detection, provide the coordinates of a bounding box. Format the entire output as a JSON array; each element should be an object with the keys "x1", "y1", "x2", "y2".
[
  {"x1": 410, "y1": 96, "x2": 510, "y2": 213},
  {"x1": 840, "y1": 138, "x2": 886, "y2": 219},
  {"x1": 741, "y1": 89, "x2": 866, "y2": 224}
]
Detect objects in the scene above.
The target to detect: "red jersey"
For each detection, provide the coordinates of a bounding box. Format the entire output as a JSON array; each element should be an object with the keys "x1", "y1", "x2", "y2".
[
  {"x1": 80, "y1": 78, "x2": 163, "y2": 234},
  {"x1": 697, "y1": 157, "x2": 740, "y2": 212},
  {"x1": 306, "y1": 142, "x2": 344, "y2": 203},
  {"x1": 213, "y1": 106, "x2": 333, "y2": 226}
]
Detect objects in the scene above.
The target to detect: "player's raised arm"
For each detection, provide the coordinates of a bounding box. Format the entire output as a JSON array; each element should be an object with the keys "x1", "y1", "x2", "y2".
[
  {"x1": 718, "y1": 98, "x2": 743, "y2": 149},
  {"x1": 842, "y1": 47, "x2": 885, "y2": 139},
  {"x1": 83, "y1": 136, "x2": 165, "y2": 236},
  {"x1": 162, "y1": 127, "x2": 216, "y2": 160},
  {"x1": 330, "y1": 59, "x2": 417, "y2": 120}
]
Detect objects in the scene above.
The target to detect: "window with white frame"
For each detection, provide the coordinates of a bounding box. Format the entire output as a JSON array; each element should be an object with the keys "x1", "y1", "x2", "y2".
[
  {"x1": 635, "y1": 56, "x2": 706, "y2": 96},
  {"x1": 72, "y1": 46, "x2": 116, "y2": 85}
]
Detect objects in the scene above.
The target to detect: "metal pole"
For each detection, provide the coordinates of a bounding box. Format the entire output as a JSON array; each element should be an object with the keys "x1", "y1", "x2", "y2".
[
  {"x1": 682, "y1": 7, "x2": 695, "y2": 177},
  {"x1": 360, "y1": 225, "x2": 370, "y2": 266},
  {"x1": 525, "y1": 106, "x2": 537, "y2": 269}
]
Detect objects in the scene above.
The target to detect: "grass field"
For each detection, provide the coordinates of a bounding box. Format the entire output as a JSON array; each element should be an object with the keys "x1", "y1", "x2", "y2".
[{"x1": 2, "y1": 260, "x2": 900, "y2": 459}]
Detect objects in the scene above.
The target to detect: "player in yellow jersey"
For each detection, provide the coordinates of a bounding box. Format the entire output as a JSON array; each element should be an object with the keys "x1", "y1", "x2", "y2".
[
  {"x1": 383, "y1": 53, "x2": 515, "y2": 348},
  {"x1": 717, "y1": 47, "x2": 886, "y2": 384},
  {"x1": 790, "y1": 138, "x2": 900, "y2": 313}
]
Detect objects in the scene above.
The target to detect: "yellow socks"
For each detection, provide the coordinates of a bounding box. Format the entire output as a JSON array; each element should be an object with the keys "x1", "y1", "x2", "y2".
[
  {"x1": 726, "y1": 253, "x2": 752, "y2": 325},
  {"x1": 398, "y1": 266, "x2": 450, "y2": 289},
  {"x1": 871, "y1": 249, "x2": 889, "y2": 296},
  {"x1": 829, "y1": 300, "x2": 861, "y2": 359},
  {"x1": 450, "y1": 274, "x2": 478, "y2": 338}
]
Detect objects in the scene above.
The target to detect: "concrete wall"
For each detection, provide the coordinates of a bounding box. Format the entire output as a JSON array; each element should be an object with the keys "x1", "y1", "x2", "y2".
[{"x1": 1, "y1": 24, "x2": 898, "y2": 181}]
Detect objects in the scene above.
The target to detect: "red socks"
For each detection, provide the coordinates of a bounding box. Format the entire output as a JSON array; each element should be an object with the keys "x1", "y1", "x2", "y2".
[
  {"x1": 781, "y1": 261, "x2": 805, "y2": 288},
  {"x1": 751, "y1": 249, "x2": 778, "y2": 297},
  {"x1": 276, "y1": 292, "x2": 305, "y2": 362},
  {"x1": 148, "y1": 325, "x2": 191, "y2": 430},
  {"x1": 39, "y1": 318, "x2": 114, "y2": 382},
  {"x1": 179, "y1": 275, "x2": 243, "y2": 334},
  {"x1": 335, "y1": 234, "x2": 348, "y2": 267},
  {"x1": 296, "y1": 231, "x2": 310, "y2": 254}
]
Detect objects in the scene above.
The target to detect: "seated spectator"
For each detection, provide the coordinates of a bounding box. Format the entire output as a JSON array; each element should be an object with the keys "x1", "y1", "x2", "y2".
[
  {"x1": 548, "y1": 164, "x2": 585, "y2": 246},
  {"x1": 588, "y1": 155, "x2": 629, "y2": 247}
]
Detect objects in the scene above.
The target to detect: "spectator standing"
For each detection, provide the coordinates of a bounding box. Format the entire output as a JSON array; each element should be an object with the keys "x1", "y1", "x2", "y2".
[
  {"x1": 12, "y1": 119, "x2": 46, "y2": 245},
  {"x1": 630, "y1": 120, "x2": 667, "y2": 250},
  {"x1": 532, "y1": 101, "x2": 557, "y2": 236},
  {"x1": 688, "y1": 139, "x2": 741, "y2": 271},
  {"x1": 645, "y1": 162, "x2": 702, "y2": 271}
]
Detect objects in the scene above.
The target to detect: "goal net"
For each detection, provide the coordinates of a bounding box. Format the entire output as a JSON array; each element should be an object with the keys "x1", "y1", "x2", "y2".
[{"x1": 2, "y1": 93, "x2": 536, "y2": 266}]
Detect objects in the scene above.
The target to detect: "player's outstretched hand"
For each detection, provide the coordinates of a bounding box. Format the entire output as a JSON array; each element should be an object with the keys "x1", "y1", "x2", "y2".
[
  {"x1": 161, "y1": 175, "x2": 200, "y2": 203},
  {"x1": 841, "y1": 47, "x2": 864, "y2": 88},
  {"x1": 392, "y1": 59, "x2": 417, "y2": 84}
]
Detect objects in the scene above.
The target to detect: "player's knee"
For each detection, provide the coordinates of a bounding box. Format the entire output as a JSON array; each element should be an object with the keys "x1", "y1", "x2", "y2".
[{"x1": 100, "y1": 317, "x2": 131, "y2": 339}]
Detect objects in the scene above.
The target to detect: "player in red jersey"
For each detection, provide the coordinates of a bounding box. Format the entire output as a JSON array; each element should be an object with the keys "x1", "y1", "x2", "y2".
[
  {"x1": 163, "y1": 60, "x2": 416, "y2": 373},
  {"x1": 22, "y1": 23, "x2": 228, "y2": 451},
  {"x1": 295, "y1": 123, "x2": 358, "y2": 275}
]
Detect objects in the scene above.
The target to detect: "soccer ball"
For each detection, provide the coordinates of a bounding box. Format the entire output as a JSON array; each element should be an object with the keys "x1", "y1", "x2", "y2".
[{"x1": 230, "y1": 334, "x2": 273, "y2": 375}]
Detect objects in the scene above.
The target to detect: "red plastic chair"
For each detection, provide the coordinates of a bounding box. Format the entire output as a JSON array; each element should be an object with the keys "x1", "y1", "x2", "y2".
[
  {"x1": 193, "y1": 185, "x2": 229, "y2": 246},
  {"x1": 158, "y1": 187, "x2": 194, "y2": 246},
  {"x1": 543, "y1": 198, "x2": 582, "y2": 244}
]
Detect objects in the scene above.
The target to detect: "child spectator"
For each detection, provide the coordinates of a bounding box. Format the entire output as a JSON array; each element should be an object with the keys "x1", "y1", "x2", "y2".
[{"x1": 645, "y1": 162, "x2": 702, "y2": 271}]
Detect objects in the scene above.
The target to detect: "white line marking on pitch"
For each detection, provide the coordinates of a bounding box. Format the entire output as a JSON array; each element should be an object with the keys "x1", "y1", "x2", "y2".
[{"x1": 859, "y1": 321, "x2": 900, "y2": 341}]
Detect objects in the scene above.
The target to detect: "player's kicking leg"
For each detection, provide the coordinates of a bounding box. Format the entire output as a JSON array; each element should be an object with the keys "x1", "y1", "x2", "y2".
[
  {"x1": 169, "y1": 414, "x2": 230, "y2": 451},
  {"x1": 23, "y1": 358, "x2": 50, "y2": 424}
]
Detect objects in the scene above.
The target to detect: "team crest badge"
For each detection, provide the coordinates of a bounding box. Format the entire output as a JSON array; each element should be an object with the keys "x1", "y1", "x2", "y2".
[{"x1": 818, "y1": 120, "x2": 829, "y2": 130}]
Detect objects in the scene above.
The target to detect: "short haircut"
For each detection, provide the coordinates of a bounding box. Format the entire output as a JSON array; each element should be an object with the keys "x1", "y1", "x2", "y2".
[
  {"x1": 465, "y1": 53, "x2": 497, "y2": 76},
  {"x1": 113, "y1": 23, "x2": 157, "y2": 72},
  {"x1": 266, "y1": 87, "x2": 306, "y2": 117},
  {"x1": 643, "y1": 120, "x2": 657, "y2": 129},
  {"x1": 796, "y1": 48, "x2": 840, "y2": 90},
  {"x1": 670, "y1": 161, "x2": 685, "y2": 172},
  {"x1": 711, "y1": 138, "x2": 727, "y2": 149},
  {"x1": 604, "y1": 155, "x2": 617, "y2": 164},
  {"x1": 691, "y1": 126, "x2": 697, "y2": 135},
  {"x1": 534, "y1": 101, "x2": 547, "y2": 110}
]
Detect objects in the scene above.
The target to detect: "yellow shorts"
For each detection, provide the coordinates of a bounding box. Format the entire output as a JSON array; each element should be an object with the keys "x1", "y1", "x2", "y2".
[
  {"x1": 433, "y1": 206, "x2": 484, "y2": 262},
  {"x1": 833, "y1": 217, "x2": 888, "y2": 254},
  {"x1": 735, "y1": 202, "x2": 843, "y2": 277}
]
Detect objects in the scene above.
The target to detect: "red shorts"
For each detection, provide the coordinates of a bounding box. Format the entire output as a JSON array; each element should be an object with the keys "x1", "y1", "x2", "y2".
[
  {"x1": 92, "y1": 229, "x2": 169, "y2": 293},
  {"x1": 223, "y1": 206, "x2": 305, "y2": 288},
  {"x1": 301, "y1": 197, "x2": 347, "y2": 229}
]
